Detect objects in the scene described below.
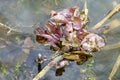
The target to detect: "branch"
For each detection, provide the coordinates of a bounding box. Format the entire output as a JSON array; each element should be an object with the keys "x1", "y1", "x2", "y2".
[
  {"x1": 108, "y1": 54, "x2": 120, "y2": 80},
  {"x1": 102, "y1": 42, "x2": 120, "y2": 50},
  {"x1": 33, "y1": 55, "x2": 63, "y2": 80},
  {"x1": 92, "y1": 3, "x2": 120, "y2": 30},
  {"x1": 103, "y1": 19, "x2": 120, "y2": 34},
  {"x1": 0, "y1": 22, "x2": 22, "y2": 34}
]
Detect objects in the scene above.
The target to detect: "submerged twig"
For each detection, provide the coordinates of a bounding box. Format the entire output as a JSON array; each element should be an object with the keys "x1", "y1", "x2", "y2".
[
  {"x1": 103, "y1": 19, "x2": 120, "y2": 34},
  {"x1": 33, "y1": 55, "x2": 63, "y2": 80},
  {"x1": 108, "y1": 54, "x2": 120, "y2": 80},
  {"x1": 92, "y1": 3, "x2": 120, "y2": 30},
  {"x1": 0, "y1": 22, "x2": 21, "y2": 34},
  {"x1": 102, "y1": 42, "x2": 120, "y2": 50}
]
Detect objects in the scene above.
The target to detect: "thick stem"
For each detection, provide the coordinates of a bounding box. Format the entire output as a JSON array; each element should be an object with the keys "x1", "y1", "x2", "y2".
[{"x1": 33, "y1": 55, "x2": 63, "y2": 80}]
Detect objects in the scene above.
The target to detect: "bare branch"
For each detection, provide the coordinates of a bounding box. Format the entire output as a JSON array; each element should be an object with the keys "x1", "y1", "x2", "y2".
[
  {"x1": 92, "y1": 3, "x2": 120, "y2": 30},
  {"x1": 103, "y1": 19, "x2": 120, "y2": 34},
  {"x1": 33, "y1": 55, "x2": 63, "y2": 80},
  {"x1": 108, "y1": 54, "x2": 120, "y2": 80},
  {"x1": 102, "y1": 42, "x2": 120, "y2": 50}
]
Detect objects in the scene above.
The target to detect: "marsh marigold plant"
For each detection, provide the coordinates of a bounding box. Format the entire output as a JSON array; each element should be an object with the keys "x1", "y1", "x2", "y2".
[{"x1": 34, "y1": 6, "x2": 105, "y2": 64}]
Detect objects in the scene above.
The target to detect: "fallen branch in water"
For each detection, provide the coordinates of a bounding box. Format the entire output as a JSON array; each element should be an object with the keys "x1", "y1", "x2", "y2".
[
  {"x1": 102, "y1": 42, "x2": 120, "y2": 51},
  {"x1": 108, "y1": 54, "x2": 120, "y2": 80},
  {"x1": 103, "y1": 19, "x2": 120, "y2": 34},
  {"x1": 33, "y1": 55, "x2": 63, "y2": 80},
  {"x1": 0, "y1": 22, "x2": 21, "y2": 34},
  {"x1": 92, "y1": 3, "x2": 120, "y2": 30}
]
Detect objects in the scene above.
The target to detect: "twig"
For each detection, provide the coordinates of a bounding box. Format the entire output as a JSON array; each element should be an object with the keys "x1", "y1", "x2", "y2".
[
  {"x1": 108, "y1": 54, "x2": 120, "y2": 80},
  {"x1": 0, "y1": 22, "x2": 22, "y2": 34},
  {"x1": 102, "y1": 42, "x2": 120, "y2": 50},
  {"x1": 103, "y1": 19, "x2": 120, "y2": 34},
  {"x1": 33, "y1": 55, "x2": 63, "y2": 80},
  {"x1": 92, "y1": 3, "x2": 120, "y2": 30}
]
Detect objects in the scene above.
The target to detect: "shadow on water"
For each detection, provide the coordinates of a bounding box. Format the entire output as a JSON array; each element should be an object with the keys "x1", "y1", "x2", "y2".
[{"x1": 0, "y1": 0, "x2": 120, "y2": 80}]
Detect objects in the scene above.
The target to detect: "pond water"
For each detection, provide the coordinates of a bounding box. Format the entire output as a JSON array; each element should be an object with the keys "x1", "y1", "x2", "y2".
[{"x1": 0, "y1": 0, "x2": 120, "y2": 80}]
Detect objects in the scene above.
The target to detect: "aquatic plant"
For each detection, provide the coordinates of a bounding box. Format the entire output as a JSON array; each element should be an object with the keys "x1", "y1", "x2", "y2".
[
  {"x1": 33, "y1": 3, "x2": 106, "y2": 80},
  {"x1": 0, "y1": 1, "x2": 120, "y2": 80},
  {"x1": 35, "y1": 6, "x2": 105, "y2": 53}
]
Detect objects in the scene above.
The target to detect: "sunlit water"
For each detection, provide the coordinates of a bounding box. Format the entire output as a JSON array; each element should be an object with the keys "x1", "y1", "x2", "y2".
[{"x1": 0, "y1": 0, "x2": 120, "y2": 80}]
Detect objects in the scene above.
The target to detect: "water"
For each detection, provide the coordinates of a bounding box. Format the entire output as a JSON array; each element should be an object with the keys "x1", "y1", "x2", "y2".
[{"x1": 0, "y1": 0, "x2": 120, "y2": 80}]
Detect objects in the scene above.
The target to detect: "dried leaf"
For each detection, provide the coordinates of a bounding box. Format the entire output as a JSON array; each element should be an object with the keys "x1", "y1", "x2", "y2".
[
  {"x1": 62, "y1": 51, "x2": 92, "y2": 62},
  {"x1": 22, "y1": 37, "x2": 34, "y2": 48},
  {"x1": 73, "y1": 17, "x2": 82, "y2": 30},
  {"x1": 36, "y1": 35, "x2": 47, "y2": 44}
]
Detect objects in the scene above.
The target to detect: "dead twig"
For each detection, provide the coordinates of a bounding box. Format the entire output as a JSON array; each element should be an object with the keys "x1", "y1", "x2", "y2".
[
  {"x1": 92, "y1": 3, "x2": 120, "y2": 30},
  {"x1": 0, "y1": 22, "x2": 21, "y2": 34},
  {"x1": 103, "y1": 19, "x2": 120, "y2": 34},
  {"x1": 102, "y1": 42, "x2": 120, "y2": 50},
  {"x1": 108, "y1": 54, "x2": 120, "y2": 80},
  {"x1": 33, "y1": 55, "x2": 63, "y2": 80}
]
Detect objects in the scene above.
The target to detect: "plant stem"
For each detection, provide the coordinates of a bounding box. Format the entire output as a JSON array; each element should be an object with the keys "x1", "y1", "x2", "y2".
[{"x1": 33, "y1": 55, "x2": 63, "y2": 80}]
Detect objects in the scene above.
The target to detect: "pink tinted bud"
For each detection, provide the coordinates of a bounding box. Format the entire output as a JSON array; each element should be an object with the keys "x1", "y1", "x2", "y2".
[{"x1": 81, "y1": 33, "x2": 105, "y2": 52}]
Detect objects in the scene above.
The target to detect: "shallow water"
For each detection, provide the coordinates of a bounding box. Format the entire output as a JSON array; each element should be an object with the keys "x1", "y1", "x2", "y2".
[{"x1": 0, "y1": 0, "x2": 120, "y2": 80}]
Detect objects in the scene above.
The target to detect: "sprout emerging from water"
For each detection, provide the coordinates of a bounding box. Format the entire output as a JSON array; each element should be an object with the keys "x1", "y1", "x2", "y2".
[
  {"x1": 34, "y1": 6, "x2": 106, "y2": 72},
  {"x1": 33, "y1": 6, "x2": 106, "y2": 80},
  {"x1": 32, "y1": 3, "x2": 120, "y2": 80},
  {"x1": 35, "y1": 6, "x2": 105, "y2": 54}
]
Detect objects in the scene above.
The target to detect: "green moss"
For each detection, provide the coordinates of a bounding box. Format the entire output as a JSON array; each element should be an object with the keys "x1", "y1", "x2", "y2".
[
  {"x1": 0, "y1": 64, "x2": 9, "y2": 76},
  {"x1": 89, "y1": 77, "x2": 96, "y2": 80},
  {"x1": 15, "y1": 63, "x2": 21, "y2": 72}
]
